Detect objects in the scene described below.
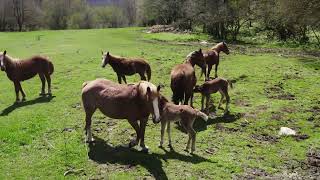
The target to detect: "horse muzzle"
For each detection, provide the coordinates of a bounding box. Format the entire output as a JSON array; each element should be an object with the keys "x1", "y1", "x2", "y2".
[
  {"x1": 152, "y1": 114, "x2": 161, "y2": 124},
  {"x1": 0, "y1": 67, "x2": 5, "y2": 71}
]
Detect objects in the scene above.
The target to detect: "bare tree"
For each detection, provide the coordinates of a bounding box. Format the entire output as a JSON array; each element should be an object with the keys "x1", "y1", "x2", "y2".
[{"x1": 12, "y1": 0, "x2": 26, "y2": 31}]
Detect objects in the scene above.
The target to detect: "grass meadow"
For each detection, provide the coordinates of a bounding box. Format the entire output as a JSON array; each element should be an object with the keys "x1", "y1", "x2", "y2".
[{"x1": 0, "y1": 28, "x2": 319, "y2": 179}]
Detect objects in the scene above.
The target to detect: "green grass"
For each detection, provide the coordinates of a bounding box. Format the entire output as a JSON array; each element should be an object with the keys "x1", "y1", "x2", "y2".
[
  {"x1": 0, "y1": 28, "x2": 319, "y2": 179},
  {"x1": 142, "y1": 32, "x2": 209, "y2": 42}
]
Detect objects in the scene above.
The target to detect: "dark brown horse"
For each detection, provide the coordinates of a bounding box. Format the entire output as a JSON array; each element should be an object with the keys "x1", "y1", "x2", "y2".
[
  {"x1": 82, "y1": 79, "x2": 161, "y2": 152},
  {"x1": 0, "y1": 51, "x2": 54, "y2": 102},
  {"x1": 194, "y1": 77, "x2": 233, "y2": 115},
  {"x1": 101, "y1": 51, "x2": 152, "y2": 84},
  {"x1": 204, "y1": 42, "x2": 229, "y2": 79},
  {"x1": 170, "y1": 49, "x2": 206, "y2": 107}
]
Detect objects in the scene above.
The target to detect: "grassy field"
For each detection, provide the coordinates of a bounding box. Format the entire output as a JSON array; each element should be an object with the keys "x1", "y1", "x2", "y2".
[{"x1": 0, "y1": 28, "x2": 319, "y2": 179}]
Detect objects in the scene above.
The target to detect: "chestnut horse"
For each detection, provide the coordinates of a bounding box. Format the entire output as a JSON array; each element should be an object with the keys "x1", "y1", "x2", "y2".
[
  {"x1": 170, "y1": 49, "x2": 206, "y2": 107},
  {"x1": 158, "y1": 95, "x2": 208, "y2": 153},
  {"x1": 204, "y1": 42, "x2": 229, "y2": 79},
  {"x1": 194, "y1": 77, "x2": 233, "y2": 114},
  {"x1": 82, "y1": 79, "x2": 161, "y2": 152},
  {"x1": 0, "y1": 51, "x2": 54, "y2": 102},
  {"x1": 101, "y1": 51, "x2": 151, "y2": 84}
]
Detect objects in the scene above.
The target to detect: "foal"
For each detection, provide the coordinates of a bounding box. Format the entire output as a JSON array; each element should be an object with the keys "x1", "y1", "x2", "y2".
[
  {"x1": 0, "y1": 51, "x2": 54, "y2": 102},
  {"x1": 158, "y1": 95, "x2": 208, "y2": 153},
  {"x1": 204, "y1": 42, "x2": 229, "y2": 79},
  {"x1": 101, "y1": 51, "x2": 152, "y2": 84},
  {"x1": 194, "y1": 77, "x2": 233, "y2": 114}
]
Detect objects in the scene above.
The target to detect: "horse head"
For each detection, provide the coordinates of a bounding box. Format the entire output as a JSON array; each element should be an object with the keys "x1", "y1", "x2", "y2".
[
  {"x1": 138, "y1": 81, "x2": 162, "y2": 123},
  {"x1": 186, "y1": 49, "x2": 206, "y2": 77},
  {"x1": 101, "y1": 51, "x2": 110, "y2": 68},
  {"x1": 222, "y1": 42, "x2": 230, "y2": 55},
  {"x1": 0, "y1": 50, "x2": 7, "y2": 71}
]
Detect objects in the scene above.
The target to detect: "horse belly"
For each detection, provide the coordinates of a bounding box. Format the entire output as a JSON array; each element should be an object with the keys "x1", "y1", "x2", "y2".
[{"x1": 20, "y1": 71, "x2": 38, "y2": 81}]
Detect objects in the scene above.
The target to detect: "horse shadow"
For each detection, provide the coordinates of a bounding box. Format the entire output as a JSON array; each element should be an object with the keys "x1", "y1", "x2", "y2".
[
  {"x1": 0, "y1": 96, "x2": 55, "y2": 116},
  {"x1": 88, "y1": 136, "x2": 215, "y2": 180}
]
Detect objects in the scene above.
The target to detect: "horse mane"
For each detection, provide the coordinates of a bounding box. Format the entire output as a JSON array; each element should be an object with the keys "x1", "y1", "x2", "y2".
[
  {"x1": 211, "y1": 42, "x2": 223, "y2": 50},
  {"x1": 1, "y1": 52, "x2": 16, "y2": 62},
  {"x1": 185, "y1": 51, "x2": 197, "y2": 63},
  {"x1": 137, "y1": 81, "x2": 158, "y2": 96}
]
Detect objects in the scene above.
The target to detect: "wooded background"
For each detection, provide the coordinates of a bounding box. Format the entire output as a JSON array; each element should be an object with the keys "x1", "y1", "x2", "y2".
[{"x1": 0, "y1": 0, "x2": 319, "y2": 44}]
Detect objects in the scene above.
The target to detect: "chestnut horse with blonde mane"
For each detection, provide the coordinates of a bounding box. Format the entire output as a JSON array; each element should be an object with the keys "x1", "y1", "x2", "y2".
[
  {"x1": 204, "y1": 42, "x2": 230, "y2": 79},
  {"x1": 170, "y1": 49, "x2": 206, "y2": 107},
  {"x1": 101, "y1": 51, "x2": 151, "y2": 84},
  {"x1": 82, "y1": 79, "x2": 161, "y2": 152},
  {"x1": 0, "y1": 51, "x2": 54, "y2": 102}
]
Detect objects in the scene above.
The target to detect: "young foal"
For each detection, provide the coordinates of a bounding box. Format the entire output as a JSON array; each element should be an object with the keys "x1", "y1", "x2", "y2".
[
  {"x1": 82, "y1": 79, "x2": 161, "y2": 152},
  {"x1": 0, "y1": 51, "x2": 54, "y2": 102},
  {"x1": 204, "y1": 42, "x2": 229, "y2": 79},
  {"x1": 101, "y1": 51, "x2": 152, "y2": 84},
  {"x1": 194, "y1": 77, "x2": 233, "y2": 114},
  {"x1": 158, "y1": 95, "x2": 208, "y2": 153},
  {"x1": 170, "y1": 49, "x2": 206, "y2": 106}
]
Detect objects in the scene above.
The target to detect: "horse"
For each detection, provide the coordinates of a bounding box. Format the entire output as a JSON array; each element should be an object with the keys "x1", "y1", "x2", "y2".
[
  {"x1": 81, "y1": 79, "x2": 161, "y2": 152},
  {"x1": 193, "y1": 77, "x2": 233, "y2": 115},
  {"x1": 203, "y1": 42, "x2": 229, "y2": 79},
  {"x1": 170, "y1": 49, "x2": 206, "y2": 107},
  {"x1": 101, "y1": 51, "x2": 152, "y2": 84},
  {"x1": 158, "y1": 95, "x2": 208, "y2": 153},
  {"x1": 0, "y1": 50, "x2": 54, "y2": 102}
]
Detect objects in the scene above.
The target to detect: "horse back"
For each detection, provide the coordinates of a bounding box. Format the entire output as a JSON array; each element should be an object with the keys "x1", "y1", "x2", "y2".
[{"x1": 204, "y1": 50, "x2": 219, "y2": 65}]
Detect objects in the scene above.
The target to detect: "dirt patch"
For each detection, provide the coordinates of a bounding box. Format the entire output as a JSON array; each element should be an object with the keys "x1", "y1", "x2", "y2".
[
  {"x1": 251, "y1": 133, "x2": 279, "y2": 143},
  {"x1": 215, "y1": 123, "x2": 240, "y2": 132},
  {"x1": 234, "y1": 99, "x2": 251, "y2": 107},
  {"x1": 271, "y1": 111, "x2": 284, "y2": 120},
  {"x1": 264, "y1": 82, "x2": 295, "y2": 100},
  {"x1": 294, "y1": 134, "x2": 310, "y2": 141},
  {"x1": 146, "y1": 25, "x2": 190, "y2": 33},
  {"x1": 281, "y1": 107, "x2": 296, "y2": 113},
  {"x1": 236, "y1": 168, "x2": 270, "y2": 179}
]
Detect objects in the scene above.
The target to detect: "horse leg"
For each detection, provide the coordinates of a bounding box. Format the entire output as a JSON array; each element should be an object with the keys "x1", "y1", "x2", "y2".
[
  {"x1": 85, "y1": 109, "x2": 95, "y2": 142},
  {"x1": 159, "y1": 120, "x2": 166, "y2": 147},
  {"x1": 207, "y1": 64, "x2": 212, "y2": 80},
  {"x1": 190, "y1": 92, "x2": 194, "y2": 108},
  {"x1": 44, "y1": 73, "x2": 52, "y2": 96},
  {"x1": 139, "y1": 72, "x2": 146, "y2": 81},
  {"x1": 218, "y1": 90, "x2": 225, "y2": 110},
  {"x1": 215, "y1": 63, "x2": 219, "y2": 78},
  {"x1": 205, "y1": 94, "x2": 210, "y2": 114},
  {"x1": 127, "y1": 120, "x2": 140, "y2": 148},
  {"x1": 201, "y1": 94, "x2": 205, "y2": 111},
  {"x1": 117, "y1": 74, "x2": 122, "y2": 84},
  {"x1": 189, "y1": 125, "x2": 196, "y2": 153},
  {"x1": 17, "y1": 82, "x2": 26, "y2": 101},
  {"x1": 13, "y1": 82, "x2": 20, "y2": 102},
  {"x1": 39, "y1": 74, "x2": 46, "y2": 96},
  {"x1": 167, "y1": 121, "x2": 173, "y2": 149},
  {"x1": 225, "y1": 91, "x2": 230, "y2": 114},
  {"x1": 139, "y1": 118, "x2": 149, "y2": 152},
  {"x1": 184, "y1": 92, "x2": 191, "y2": 106},
  {"x1": 122, "y1": 75, "x2": 127, "y2": 84}
]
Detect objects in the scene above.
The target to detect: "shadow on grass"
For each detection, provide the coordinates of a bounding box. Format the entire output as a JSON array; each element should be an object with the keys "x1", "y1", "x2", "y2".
[
  {"x1": 0, "y1": 96, "x2": 55, "y2": 116},
  {"x1": 298, "y1": 57, "x2": 320, "y2": 70},
  {"x1": 88, "y1": 136, "x2": 215, "y2": 180}
]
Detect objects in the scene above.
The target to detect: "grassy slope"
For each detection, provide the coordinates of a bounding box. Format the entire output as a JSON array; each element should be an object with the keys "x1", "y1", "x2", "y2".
[{"x1": 0, "y1": 28, "x2": 319, "y2": 179}]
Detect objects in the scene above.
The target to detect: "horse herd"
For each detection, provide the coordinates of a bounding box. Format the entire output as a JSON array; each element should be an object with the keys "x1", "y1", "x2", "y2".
[{"x1": 0, "y1": 42, "x2": 230, "y2": 153}]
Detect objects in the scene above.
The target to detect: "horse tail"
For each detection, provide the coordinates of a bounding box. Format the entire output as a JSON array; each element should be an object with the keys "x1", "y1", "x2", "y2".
[
  {"x1": 227, "y1": 79, "x2": 233, "y2": 89},
  {"x1": 196, "y1": 110, "x2": 208, "y2": 121},
  {"x1": 171, "y1": 75, "x2": 185, "y2": 105},
  {"x1": 145, "y1": 64, "x2": 151, "y2": 81},
  {"x1": 48, "y1": 61, "x2": 54, "y2": 75}
]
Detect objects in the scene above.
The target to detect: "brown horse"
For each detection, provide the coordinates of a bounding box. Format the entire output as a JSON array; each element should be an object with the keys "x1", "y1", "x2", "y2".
[
  {"x1": 194, "y1": 77, "x2": 233, "y2": 114},
  {"x1": 0, "y1": 51, "x2": 54, "y2": 102},
  {"x1": 204, "y1": 42, "x2": 230, "y2": 79},
  {"x1": 170, "y1": 49, "x2": 206, "y2": 107},
  {"x1": 101, "y1": 51, "x2": 152, "y2": 84},
  {"x1": 158, "y1": 95, "x2": 208, "y2": 153},
  {"x1": 82, "y1": 79, "x2": 161, "y2": 152}
]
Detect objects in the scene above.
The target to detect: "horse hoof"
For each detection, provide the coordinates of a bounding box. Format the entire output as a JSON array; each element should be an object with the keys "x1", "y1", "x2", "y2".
[
  {"x1": 47, "y1": 93, "x2": 52, "y2": 97},
  {"x1": 140, "y1": 146, "x2": 149, "y2": 153},
  {"x1": 86, "y1": 138, "x2": 95, "y2": 143},
  {"x1": 128, "y1": 140, "x2": 138, "y2": 148},
  {"x1": 39, "y1": 93, "x2": 46, "y2": 96},
  {"x1": 184, "y1": 149, "x2": 189, "y2": 153},
  {"x1": 168, "y1": 144, "x2": 173, "y2": 149},
  {"x1": 21, "y1": 98, "x2": 26, "y2": 102}
]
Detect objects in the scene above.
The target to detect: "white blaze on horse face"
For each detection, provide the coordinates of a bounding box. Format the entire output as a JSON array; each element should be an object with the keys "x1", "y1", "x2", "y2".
[
  {"x1": 0, "y1": 55, "x2": 3, "y2": 67},
  {"x1": 152, "y1": 97, "x2": 160, "y2": 122}
]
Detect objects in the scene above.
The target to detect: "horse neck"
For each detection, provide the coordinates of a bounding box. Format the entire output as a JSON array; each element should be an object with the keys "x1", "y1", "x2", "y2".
[
  {"x1": 185, "y1": 58, "x2": 195, "y2": 67},
  {"x1": 108, "y1": 55, "x2": 122, "y2": 68},
  {"x1": 212, "y1": 44, "x2": 222, "y2": 54},
  {"x1": 4, "y1": 56, "x2": 17, "y2": 71}
]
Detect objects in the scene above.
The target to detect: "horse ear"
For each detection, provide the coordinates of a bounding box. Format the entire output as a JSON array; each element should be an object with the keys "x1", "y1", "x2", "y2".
[
  {"x1": 107, "y1": 52, "x2": 110, "y2": 56},
  {"x1": 157, "y1": 85, "x2": 161, "y2": 92},
  {"x1": 3, "y1": 50, "x2": 6, "y2": 55},
  {"x1": 199, "y1": 48, "x2": 202, "y2": 53},
  {"x1": 146, "y1": 87, "x2": 151, "y2": 94},
  {"x1": 101, "y1": 50, "x2": 104, "y2": 55}
]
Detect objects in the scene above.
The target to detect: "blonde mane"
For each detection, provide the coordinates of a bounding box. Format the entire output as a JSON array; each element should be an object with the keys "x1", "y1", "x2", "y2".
[
  {"x1": 211, "y1": 42, "x2": 223, "y2": 51},
  {"x1": 138, "y1": 81, "x2": 158, "y2": 95}
]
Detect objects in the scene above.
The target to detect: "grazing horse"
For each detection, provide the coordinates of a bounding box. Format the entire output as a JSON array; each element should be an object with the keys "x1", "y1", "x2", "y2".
[
  {"x1": 194, "y1": 77, "x2": 233, "y2": 114},
  {"x1": 170, "y1": 49, "x2": 206, "y2": 107},
  {"x1": 204, "y1": 42, "x2": 230, "y2": 79},
  {"x1": 101, "y1": 51, "x2": 152, "y2": 84},
  {"x1": 0, "y1": 51, "x2": 54, "y2": 102},
  {"x1": 158, "y1": 95, "x2": 208, "y2": 153},
  {"x1": 82, "y1": 79, "x2": 161, "y2": 152}
]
